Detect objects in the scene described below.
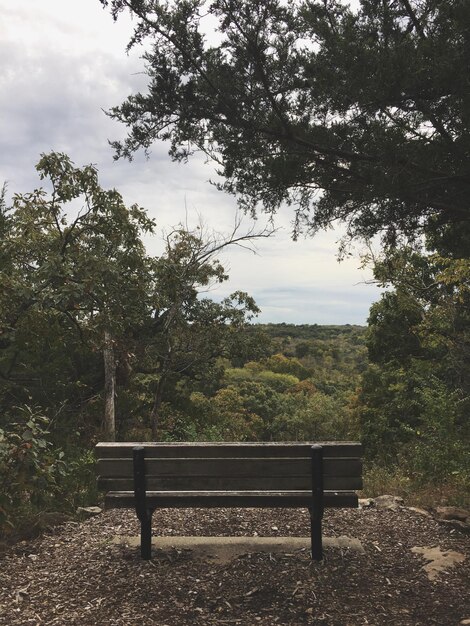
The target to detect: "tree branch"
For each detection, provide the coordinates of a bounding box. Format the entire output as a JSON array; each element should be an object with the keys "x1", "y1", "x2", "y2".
[{"x1": 400, "y1": 0, "x2": 426, "y2": 39}]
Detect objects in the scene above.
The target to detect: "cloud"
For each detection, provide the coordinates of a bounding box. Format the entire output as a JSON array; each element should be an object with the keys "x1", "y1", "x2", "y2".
[
  {"x1": 0, "y1": 0, "x2": 382, "y2": 324},
  {"x1": 252, "y1": 284, "x2": 377, "y2": 325}
]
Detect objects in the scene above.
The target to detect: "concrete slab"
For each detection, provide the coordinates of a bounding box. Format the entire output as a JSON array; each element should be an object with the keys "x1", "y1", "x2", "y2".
[{"x1": 113, "y1": 535, "x2": 364, "y2": 563}]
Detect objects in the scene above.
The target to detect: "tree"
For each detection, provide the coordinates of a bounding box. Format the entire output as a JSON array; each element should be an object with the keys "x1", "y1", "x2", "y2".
[
  {"x1": 261, "y1": 353, "x2": 311, "y2": 380},
  {"x1": 133, "y1": 224, "x2": 262, "y2": 438},
  {"x1": 365, "y1": 246, "x2": 470, "y2": 393},
  {"x1": 359, "y1": 246, "x2": 470, "y2": 475},
  {"x1": 101, "y1": 0, "x2": 470, "y2": 248},
  {"x1": 0, "y1": 153, "x2": 156, "y2": 440}
]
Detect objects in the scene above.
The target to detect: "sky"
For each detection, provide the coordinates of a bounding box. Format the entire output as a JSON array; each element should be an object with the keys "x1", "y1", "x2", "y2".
[{"x1": 0, "y1": 0, "x2": 382, "y2": 325}]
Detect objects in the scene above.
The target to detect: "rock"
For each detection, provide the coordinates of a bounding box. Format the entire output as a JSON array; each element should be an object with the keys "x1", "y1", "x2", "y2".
[
  {"x1": 76, "y1": 506, "x2": 102, "y2": 518},
  {"x1": 435, "y1": 506, "x2": 469, "y2": 522},
  {"x1": 359, "y1": 498, "x2": 375, "y2": 509},
  {"x1": 460, "y1": 619, "x2": 470, "y2": 625},
  {"x1": 436, "y1": 518, "x2": 470, "y2": 534},
  {"x1": 407, "y1": 507, "x2": 431, "y2": 517},
  {"x1": 374, "y1": 495, "x2": 404, "y2": 510}
]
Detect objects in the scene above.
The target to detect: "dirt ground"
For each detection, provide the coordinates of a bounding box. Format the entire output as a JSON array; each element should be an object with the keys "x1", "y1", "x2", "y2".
[{"x1": 0, "y1": 505, "x2": 469, "y2": 626}]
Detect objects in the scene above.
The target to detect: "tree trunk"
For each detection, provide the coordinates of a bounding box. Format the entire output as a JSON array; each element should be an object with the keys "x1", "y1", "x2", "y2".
[
  {"x1": 103, "y1": 330, "x2": 116, "y2": 441},
  {"x1": 150, "y1": 376, "x2": 166, "y2": 440}
]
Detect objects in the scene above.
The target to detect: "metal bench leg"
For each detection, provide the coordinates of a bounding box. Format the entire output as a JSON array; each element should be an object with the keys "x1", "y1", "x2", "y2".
[
  {"x1": 310, "y1": 445, "x2": 324, "y2": 561},
  {"x1": 140, "y1": 510, "x2": 153, "y2": 560},
  {"x1": 310, "y1": 510, "x2": 323, "y2": 561},
  {"x1": 134, "y1": 446, "x2": 154, "y2": 560}
]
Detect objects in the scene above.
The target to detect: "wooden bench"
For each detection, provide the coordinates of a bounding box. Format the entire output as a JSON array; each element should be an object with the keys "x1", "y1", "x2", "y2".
[{"x1": 95, "y1": 441, "x2": 362, "y2": 561}]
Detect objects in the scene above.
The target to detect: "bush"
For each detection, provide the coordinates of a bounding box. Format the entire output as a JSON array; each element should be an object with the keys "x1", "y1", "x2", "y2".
[
  {"x1": 401, "y1": 384, "x2": 469, "y2": 484},
  {"x1": 363, "y1": 463, "x2": 470, "y2": 508},
  {"x1": 58, "y1": 449, "x2": 98, "y2": 509},
  {"x1": 0, "y1": 407, "x2": 103, "y2": 538},
  {"x1": 0, "y1": 407, "x2": 67, "y2": 536}
]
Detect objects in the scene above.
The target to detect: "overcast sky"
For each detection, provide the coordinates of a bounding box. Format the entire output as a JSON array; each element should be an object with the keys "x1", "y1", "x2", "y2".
[{"x1": 1, "y1": 0, "x2": 382, "y2": 325}]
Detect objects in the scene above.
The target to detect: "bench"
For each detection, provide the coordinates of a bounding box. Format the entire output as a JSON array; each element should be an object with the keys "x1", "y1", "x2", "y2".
[{"x1": 95, "y1": 441, "x2": 363, "y2": 561}]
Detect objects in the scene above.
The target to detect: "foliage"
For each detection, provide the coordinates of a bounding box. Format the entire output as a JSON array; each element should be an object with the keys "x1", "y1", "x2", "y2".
[
  {"x1": 102, "y1": 0, "x2": 470, "y2": 248},
  {"x1": 260, "y1": 324, "x2": 368, "y2": 394},
  {"x1": 404, "y1": 382, "x2": 469, "y2": 484},
  {"x1": 0, "y1": 153, "x2": 156, "y2": 440},
  {"x1": 122, "y1": 224, "x2": 262, "y2": 438},
  {"x1": 225, "y1": 365, "x2": 300, "y2": 392},
  {"x1": 2, "y1": 152, "x2": 155, "y2": 336},
  {"x1": 0, "y1": 153, "x2": 267, "y2": 531},
  {"x1": 272, "y1": 391, "x2": 358, "y2": 442},
  {"x1": 0, "y1": 408, "x2": 67, "y2": 535},
  {"x1": 1, "y1": 154, "x2": 263, "y2": 442},
  {"x1": 261, "y1": 353, "x2": 311, "y2": 380},
  {"x1": 174, "y1": 327, "x2": 366, "y2": 443},
  {"x1": 359, "y1": 245, "x2": 470, "y2": 501}
]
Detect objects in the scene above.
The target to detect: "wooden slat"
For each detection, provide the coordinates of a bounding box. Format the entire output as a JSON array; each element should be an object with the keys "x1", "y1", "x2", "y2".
[
  {"x1": 98, "y1": 475, "x2": 363, "y2": 491},
  {"x1": 96, "y1": 457, "x2": 362, "y2": 479},
  {"x1": 95, "y1": 441, "x2": 362, "y2": 459},
  {"x1": 104, "y1": 490, "x2": 359, "y2": 509},
  {"x1": 96, "y1": 441, "x2": 363, "y2": 513}
]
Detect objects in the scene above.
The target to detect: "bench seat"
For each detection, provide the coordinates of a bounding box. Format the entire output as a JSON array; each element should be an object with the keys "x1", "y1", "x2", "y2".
[{"x1": 104, "y1": 489, "x2": 358, "y2": 509}]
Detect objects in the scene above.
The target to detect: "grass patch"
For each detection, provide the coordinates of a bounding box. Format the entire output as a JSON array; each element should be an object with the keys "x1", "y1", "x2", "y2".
[{"x1": 363, "y1": 464, "x2": 470, "y2": 508}]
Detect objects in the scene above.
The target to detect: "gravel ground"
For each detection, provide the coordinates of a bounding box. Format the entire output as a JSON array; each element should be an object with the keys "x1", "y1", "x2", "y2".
[{"x1": 0, "y1": 506, "x2": 469, "y2": 626}]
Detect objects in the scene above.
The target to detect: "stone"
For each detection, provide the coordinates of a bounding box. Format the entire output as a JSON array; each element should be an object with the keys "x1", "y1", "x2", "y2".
[
  {"x1": 460, "y1": 619, "x2": 470, "y2": 625},
  {"x1": 76, "y1": 506, "x2": 102, "y2": 518},
  {"x1": 435, "y1": 506, "x2": 470, "y2": 522},
  {"x1": 436, "y1": 518, "x2": 470, "y2": 534},
  {"x1": 358, "y1": 498, "x2": 375, "y2": 508},
  {"x1": 407, "y1": 507, "x2": 431, "y2": 517},
  {"x1": 334, "y1": 535, "x2": 365, "y2": 553},
  {"x1": 374, "y1": 495, "x2": 404, "y2": 510}
]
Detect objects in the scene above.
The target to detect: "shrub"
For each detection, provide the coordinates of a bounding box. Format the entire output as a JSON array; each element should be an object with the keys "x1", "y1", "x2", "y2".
[{"x1": 0, "y1": 407, "x2": 67, "y2": 536}]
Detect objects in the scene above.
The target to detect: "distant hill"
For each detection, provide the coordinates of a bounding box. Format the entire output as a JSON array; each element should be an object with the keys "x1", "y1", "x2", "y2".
[{"x1": 255, "y1": 323, "x2": 366, "y2": 341}]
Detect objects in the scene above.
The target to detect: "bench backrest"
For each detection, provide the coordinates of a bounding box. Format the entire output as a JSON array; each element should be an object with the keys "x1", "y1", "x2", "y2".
[{"x1": 96, "y1": 442, "x2": 363, "y2": 492}]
